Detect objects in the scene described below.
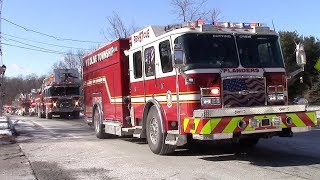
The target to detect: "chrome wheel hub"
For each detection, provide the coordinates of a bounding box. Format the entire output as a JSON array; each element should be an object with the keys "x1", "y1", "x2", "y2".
[
  {"x1": 94, "y1": 111, "x2": 100, "y2": 133},
  {"x1": 149, "y1": 117, "x2": 159, "y2": 144}
]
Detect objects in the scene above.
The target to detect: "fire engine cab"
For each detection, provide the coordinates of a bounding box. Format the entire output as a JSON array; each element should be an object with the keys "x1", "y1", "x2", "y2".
[
  {"x1": 83, "y1": 21, "x2": 317, "y2": 155},
  {"x1": 36, "y1": 69, "x2": 82, "y2": 119}
]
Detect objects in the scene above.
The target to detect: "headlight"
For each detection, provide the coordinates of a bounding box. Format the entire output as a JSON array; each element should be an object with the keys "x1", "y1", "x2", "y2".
[
  {"x1": 276, "y1": 94, "x2": 284, "y2": 101},
  {"x1": 268, "y1": 93, "x2": 284, "y2": 102},
  {"x1": 201, "y1": 98, "x2": 212, "y2": 105},
  {"x1": 53, "y1": 101, "x2": 57, "y2": 108},
  {"x1": 268, "y1": 94, "x2": 277, "y2": 101},
  {"x1": 201, "y1": 87, "x2": 220, "y2": 96},
  {"x1": 268, "y1": 85, "x2": 284, "y2": 93},
  {"x1": 74, "y1": 100, "x2": 79, "y2": 106},
  {"x1": 201, "y1": 97, "x2": 221, "y2": 106}
]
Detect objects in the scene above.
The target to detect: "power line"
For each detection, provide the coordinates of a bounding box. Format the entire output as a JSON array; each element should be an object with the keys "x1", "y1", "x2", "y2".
[
  {"x1": 2, "y1": 33, "x2": 92, "y2": 50},
  {"x1": 2, "y1": 42, "x2": 65, "y2": 55},
  {"x1": 2, "y1": 36, "x2": 68, "y2": 54},
  {"x1": 2, "y1": 17, "x2": 104, "y2": 44}
]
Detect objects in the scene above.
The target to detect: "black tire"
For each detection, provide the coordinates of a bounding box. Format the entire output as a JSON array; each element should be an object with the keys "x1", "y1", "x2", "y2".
[
  {"x1": 38, "y1": 107, "x2": 44, "y2": 118},
  {"x1": 233, "y1": 137, "x2": 260, "y2": 152},
  {"x1": 93, "y1": 107, "x2": 110, "y2": 139},
  {"x1": 46, "y1": 111, "x2": 52, "y2": 119},
  {"x1": 73, "y1": 111, "x2": 80, "y2": 119},
  {"x1": 146, "y1": 105, "x2": 176, "y2": 155},
  {"x1": 59, "y1": 113, "x2": 67, "y2": 119}
]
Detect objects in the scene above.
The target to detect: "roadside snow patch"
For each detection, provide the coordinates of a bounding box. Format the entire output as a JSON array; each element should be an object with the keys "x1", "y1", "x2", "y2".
[{"x1": 0, "y1": 116, "x2": 16, "y2": 144}]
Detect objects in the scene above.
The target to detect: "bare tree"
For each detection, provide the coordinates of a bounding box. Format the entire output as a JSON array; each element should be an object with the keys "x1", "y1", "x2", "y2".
[
  {"x1": 52, "y1": 60, "x2": 67, "y2": 70},
  {"x1": 53, "y1": 50, "x2": 85, "y2": 70},
  {"x1": 52, "y1": 49, "x2": 86, "y2": 79},
  {"x1": 170, "y1": 0, "x2": 221, "y2": 22},
  {"x1": 207, "y1": 8, "x2": 221, "y2": 22},
  {"x1": 75, "y1": 50, "x2": 85, "y2": 79},
  {"x1": 4, "y1": 74, "x2": 45, "y2": 105},
  {"x1": 103, "y1": 11, "x2": 139, "y2": 41}
]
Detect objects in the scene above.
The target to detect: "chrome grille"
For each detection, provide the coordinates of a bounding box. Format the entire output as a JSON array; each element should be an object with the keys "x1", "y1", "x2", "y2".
[
  {"x1": 222, "y1": 77, "x2": 266, "y2": 107},
  {"x1": 58, "y1": 99, "x2": 73, "y2": 108}
]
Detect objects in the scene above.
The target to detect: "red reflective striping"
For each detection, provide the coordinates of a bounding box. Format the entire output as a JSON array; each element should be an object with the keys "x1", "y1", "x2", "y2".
[
  {"x1": 195, "y1": 119, "x2": 209, "y2": 134},
  {"x1": 212, "y1": 117, "x2": 231, "y2": 133},
  {"x1": 184, "y1": 119, "x2": 194, "y2": 133},
  {"x1": 296, "y1": 112, "x2": 315, "y2": 126}
]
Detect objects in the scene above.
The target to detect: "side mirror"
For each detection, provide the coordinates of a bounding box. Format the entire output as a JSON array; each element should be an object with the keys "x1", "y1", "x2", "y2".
[
  {"x1": 173, "y1": 50, "x2": 185, "y2": 66},
  {"x1": 295, "y1": 42, "x2": 307, "y2": 66},
  {"x1": 173, "y1": 44, "x2": 186, "y2": 68}
]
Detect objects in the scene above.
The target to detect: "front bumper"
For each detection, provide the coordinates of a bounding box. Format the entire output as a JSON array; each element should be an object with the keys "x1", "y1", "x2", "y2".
[
  {"x1": 49, "y1": 107, "x2": 82, "y2": 113},
  {"x1": 183, "y1": 105, "x2": 317, "y2": 138}
]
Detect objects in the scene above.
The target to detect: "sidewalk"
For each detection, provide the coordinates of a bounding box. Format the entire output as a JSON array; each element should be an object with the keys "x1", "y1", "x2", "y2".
[
  {"x1": 0, "y1": 116, "x2": 35, "y2": 179},
  {"x1": 0, "y1": 143, "x2": 35, "y2": 180}
]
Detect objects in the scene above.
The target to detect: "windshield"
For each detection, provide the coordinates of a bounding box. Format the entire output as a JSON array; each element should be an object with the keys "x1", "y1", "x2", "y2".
[
  {"x1": 174, "y1": 33, "x2": 284, "y2": 69},
  {"x1": 236, "y1": 35, "x2": 284, "y2": 68},
  {"x1": 174, "y1": 33, "x2": 239, "y2": 68},
  {"x1": 48, "y1": 87, "x2": 80, "y2": 96}
]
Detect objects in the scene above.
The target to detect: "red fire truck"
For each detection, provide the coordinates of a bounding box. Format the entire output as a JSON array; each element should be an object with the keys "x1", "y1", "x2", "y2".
[
  {"x1": 83, "y1": 21, "x2": 317, "y2": 155},
  {"x1": 36, "y1": 69, "x2": 82, "y2": 119}
]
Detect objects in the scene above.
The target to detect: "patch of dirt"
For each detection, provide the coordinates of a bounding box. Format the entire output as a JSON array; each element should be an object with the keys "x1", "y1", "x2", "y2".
[{"x1": 0, "y1": 135, "x2": 16, "y2": 145}]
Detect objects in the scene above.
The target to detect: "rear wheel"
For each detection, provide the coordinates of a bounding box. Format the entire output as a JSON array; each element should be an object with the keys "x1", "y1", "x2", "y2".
[
  {"x1": 146, "y1": 105, "x2": 176, "y2": 155},
  {"x1": 73, "y1": 111, "x2": 80, "y2": 119},
  {"x1": 93, "y1": 107, "x2": 110, "y2": 139}
]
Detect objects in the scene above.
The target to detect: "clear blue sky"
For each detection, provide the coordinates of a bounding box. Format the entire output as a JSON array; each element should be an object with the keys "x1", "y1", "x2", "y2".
[{"x1": 2, "y1": 0, "x2": 320, "y2": 77}]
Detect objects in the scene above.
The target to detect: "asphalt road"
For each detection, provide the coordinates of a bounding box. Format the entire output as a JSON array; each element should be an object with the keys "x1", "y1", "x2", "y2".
[{"x1": 2, "y1": 115, "x2": 320, "y2": 180}]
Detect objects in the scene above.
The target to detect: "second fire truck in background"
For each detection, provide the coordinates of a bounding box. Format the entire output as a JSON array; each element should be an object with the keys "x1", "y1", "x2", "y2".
[{"x1": 36, "y1": 69, "x2": 82, "y2": 119}]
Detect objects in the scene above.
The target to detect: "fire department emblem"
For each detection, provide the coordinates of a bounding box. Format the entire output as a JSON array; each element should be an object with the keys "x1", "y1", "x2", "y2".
[{"x1": 166, "y1": 90, "x2": 172, "y2": 108}]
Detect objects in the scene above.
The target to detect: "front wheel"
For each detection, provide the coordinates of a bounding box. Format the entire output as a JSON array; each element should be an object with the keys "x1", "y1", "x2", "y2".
[
  {"x1": 37, "y1": 106, "x2": 44, "y2": 118},
  {"x1": 46, "y1": 112, "x2": 52, "y2": 119},
  {"x1": 73, "y1": 111, "x2": 80, "y2": 119},
  {"x1": 146, "y1": 105, "x2": 176, "y2": 155},
  {"x1": 37, "y1": 110, "x2": 41, "y2": 118}
]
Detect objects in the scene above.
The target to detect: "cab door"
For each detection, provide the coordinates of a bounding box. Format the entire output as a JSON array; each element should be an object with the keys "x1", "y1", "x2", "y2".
[
  {"x1": 129, "y1": 48, "x2": 145, "y2": 125},
  {"x1": 155, "y1": 38, "x2": 177, "y2": 126}
]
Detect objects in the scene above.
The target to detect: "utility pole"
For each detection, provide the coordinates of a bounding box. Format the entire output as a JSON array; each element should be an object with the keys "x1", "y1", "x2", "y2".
[
  {"x1": 0, "y1": 0, "x2": 3, "y2": 66},
  {"x1": 0, "y1": 0, "x2": 6, "y2": 117}
]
